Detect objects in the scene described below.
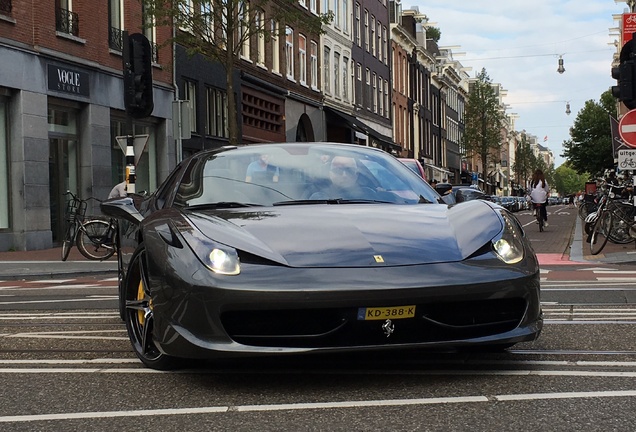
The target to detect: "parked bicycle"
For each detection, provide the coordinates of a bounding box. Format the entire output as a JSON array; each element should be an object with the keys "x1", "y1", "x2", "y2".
[
  {"x1": 61, "y1": 191, "x2": 117, "y2": 261},
  {"x1": 589, "y1": 183, "x2": 636, "y2": 255}
]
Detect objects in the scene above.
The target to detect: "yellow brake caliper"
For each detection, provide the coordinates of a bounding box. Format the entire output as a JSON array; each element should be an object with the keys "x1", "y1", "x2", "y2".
[{"x1": 137, "y1": 280, "x2": 149, "y2": 325}]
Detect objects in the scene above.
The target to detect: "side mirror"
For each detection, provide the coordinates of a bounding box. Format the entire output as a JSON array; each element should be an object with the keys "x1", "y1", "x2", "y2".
[
  {"x1": 101, "y1": 196, "x2": 144, "y2": 225},
  {"x1": 435, "y1": 183, "x2": 453, "y2": 196}
]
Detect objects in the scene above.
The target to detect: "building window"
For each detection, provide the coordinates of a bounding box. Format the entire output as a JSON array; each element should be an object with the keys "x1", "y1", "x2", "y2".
[
  {"x1": 382, "y1": 26, "x2": 388, "y2": 64},
  {"x1": 323, "y1": 46, "x2": 331, "y2": 94},
  {"x1": 285, "y1": 26, "x2": 294, "y2": 80},
  {"x1": 365, "y1": 68, "x2": 370, "y2": 109},
  {"x1": 356, "y1": 62, "x2": 362, "y2": 106},
  {"x1": 310, "y1": 41, "x2": 318, "y2": 89},
  {"x1": 342, "y1": 56, "x2": 349, "y2": 101},
  {"x1": 271, "y1": 20, "x2": 280, "y2": 73},
  {"x1": 255, "y1": 9, "x2": 265, "y2": 65},
  {"x1": 56, "y1": 0, "x2": 79, "y2": 36},
  {"x1": 334, "y1": 0, "x2": 340, "y2": 28},
  {"x1": 370, "y1": 16, "x2": 375, "y2": 57},
  {"x1": 239, "y1": 1, "x2": 250, "y2": 60},
  {"x1": 177, "y1": 0, "x2": 194, "y2": 32},
  {"x1": 299, "y1": 0, "x2": 307, "y2": 8},
  {"x1": 372, "y1": 72, "x2": 377, "y2": 113},
  {"x1": 342, "y1": 0, "x2": 348, "y2": 34},
  {"x1": 143, "y1": 4, "x2": 159, "y2": 62},
  {"x1": 0, "y1": 97, "x2": 7, "y2": 229},
  {"x1": 377, "y1": 21, "x2": 382, "y2": 61},
  {"x1": 364, "y1": 10, "x2": 369, "y2": 52},
  {"x1": 183, "y1": 80, "x2": 197, "y2": 133},
  {"x1": 384, "y1": 80, "x2": 389, "y2": 118},
  {"x1": 0, "y1": 0, "x2": 11, "y2": 15},
  {"x1": 199, "y1": 1, "x2": 213, "y2": 43},
  {"x1": 108, "y1": 0, "x2": 124, "y2": 51},
  {"x1": 299, "y1": 34, "x2": 307, "y2": 85},
  {"x1": 378, "y1": 76, "x2": 383, "y2": 116},
  {"x1": 206, "y1": 87, "x2": 229, "y2": 138},
  {"x1": 355, "y1": 3, "x2": 360, "y2": 46},
  {"x1": 334, "y1": 52, "x2": 340, "y2": 97}
]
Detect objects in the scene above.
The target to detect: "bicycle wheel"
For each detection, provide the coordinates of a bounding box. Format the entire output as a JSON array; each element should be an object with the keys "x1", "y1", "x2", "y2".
[
  {"x1": 76, "y1": 219, "x2": 116, "y2": 260},
  {"x1": 578, "y1": 201, "x2": 596, "y2": 221},
  {"x1": 61, "y1": 222, "x2": 77, "y2": 261},
  {"x1": 608, "y1": 202, "x2": 636, "y2": 244},
  {"x1": 590, "y1": 210, "x2": 612, "y2": 255}
]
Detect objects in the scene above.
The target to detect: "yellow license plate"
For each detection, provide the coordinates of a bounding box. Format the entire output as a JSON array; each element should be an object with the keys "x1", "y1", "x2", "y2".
[{"x1": 357, "y1": 305, "x2": 416, "y2": 320}]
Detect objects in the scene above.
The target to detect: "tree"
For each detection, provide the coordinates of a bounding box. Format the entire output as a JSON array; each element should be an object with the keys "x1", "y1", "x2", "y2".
[
  {"x1": 561, "y1": 89, "x2": 615, "y2": 177},
  {"x1": 426, "y1": 27, "x2": 441, "y2": 43},
  {"x1": 143, "y1": 0, "x2": 331, "y2": 146},
  {"x1": 512, "y1": 132, "x2": 535, "y2": 191},
  {"x1": 553, "y1": 162, "x2": 589, "y2": 196},
  {"x1": 462, "y1": 68, "x2": 506, "y2": 183}
]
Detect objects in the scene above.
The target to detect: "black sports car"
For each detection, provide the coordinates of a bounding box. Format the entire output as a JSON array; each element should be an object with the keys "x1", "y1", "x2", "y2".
[{"x1": 102, "y1": 143, "x2": 542, "y2": 370}]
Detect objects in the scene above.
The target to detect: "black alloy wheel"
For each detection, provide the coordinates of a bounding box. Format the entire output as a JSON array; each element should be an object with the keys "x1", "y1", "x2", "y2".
[{"x1": 124, "y1": 243, "x2": 179, "y2": 370}]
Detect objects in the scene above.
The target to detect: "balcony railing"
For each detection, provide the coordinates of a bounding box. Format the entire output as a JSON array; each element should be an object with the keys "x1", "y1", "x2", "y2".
[
  {"x1": 56, "y1": 8, "x2": 79, "y2": 37},
  {"x1": 0, "y1": 0, "x2": 12, "y2": 14},
  {"x1": 109, "y1": 26, "x2": 123, "y2": 51}
]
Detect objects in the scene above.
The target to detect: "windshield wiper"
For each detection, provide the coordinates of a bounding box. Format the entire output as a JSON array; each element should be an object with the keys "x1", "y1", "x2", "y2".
[
  {"x1": 273, "y1": 198, "x2": 396, "y2": 206},
  {"x1": 186, "y1": 202, "x2": 263, "y2": 209}
]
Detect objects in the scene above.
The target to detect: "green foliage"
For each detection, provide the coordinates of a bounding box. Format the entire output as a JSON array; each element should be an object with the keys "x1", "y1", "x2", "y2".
[
  {"x1": 426, "y1": 27, "x2": 441, "y2": 43},
  {"x1": 462, "y1": 68, "x2": 506, "y2": 181},
  {"x1": 553, "y1": 163, "x2": 589, "y2": 195},
  {"x1": 512, "y1": 133, "x2": 535, "y2": 189},
  {"x1": 561, "y1": 89, "x2": 614, "y2": 177}
]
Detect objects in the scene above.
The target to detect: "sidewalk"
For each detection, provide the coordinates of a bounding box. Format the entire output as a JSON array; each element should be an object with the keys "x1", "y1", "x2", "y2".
[
  {"x1": 0, "y1": 246, "x2": 119, "y2": 279},
  {"x1": 0, "y1": 213, "x2": 635, "y2": 279}
]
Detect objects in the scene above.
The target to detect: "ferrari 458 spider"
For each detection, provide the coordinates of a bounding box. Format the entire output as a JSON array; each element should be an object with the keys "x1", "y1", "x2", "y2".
[{"x1": 102, "y1": 142, "x2": 542, "y2": 370}]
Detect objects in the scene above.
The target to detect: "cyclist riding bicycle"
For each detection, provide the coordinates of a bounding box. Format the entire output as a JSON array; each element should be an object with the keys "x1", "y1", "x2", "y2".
[{"x1": 529, "y1": 169, "x2": 549, "y2": 227}]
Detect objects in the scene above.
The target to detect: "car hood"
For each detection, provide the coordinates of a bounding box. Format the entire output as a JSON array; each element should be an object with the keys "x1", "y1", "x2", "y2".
[{"x1": 184, "y1": 201, "x2": 503, "y2": 267}]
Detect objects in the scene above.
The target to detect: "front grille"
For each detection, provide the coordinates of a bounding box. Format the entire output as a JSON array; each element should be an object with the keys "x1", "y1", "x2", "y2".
[{"x1": 221, "y1": 298, "x2": 527, "y2": 348}]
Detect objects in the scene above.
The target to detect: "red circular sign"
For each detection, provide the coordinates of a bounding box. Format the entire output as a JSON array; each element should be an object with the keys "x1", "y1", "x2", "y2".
[{"x1": 618, "y1": 109, "x2": 636, "y2": 148}]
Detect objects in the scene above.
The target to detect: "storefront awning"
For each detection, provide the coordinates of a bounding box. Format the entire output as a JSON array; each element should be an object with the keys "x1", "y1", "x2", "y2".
[
  {"x1": 424, "y1": 163, "x2": 453, "y2": 176},
  {"x1": 324, "y1": 107, "x2": 401, "y2": 152}
]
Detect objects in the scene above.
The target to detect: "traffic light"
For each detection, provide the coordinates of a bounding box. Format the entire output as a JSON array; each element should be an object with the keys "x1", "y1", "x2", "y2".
[
  {"x1": 612, "y1": 38, "x2": 636, "y2": 110},
  {"x1": 123, "y1": 32, "x2": 154, "y2": 118}
]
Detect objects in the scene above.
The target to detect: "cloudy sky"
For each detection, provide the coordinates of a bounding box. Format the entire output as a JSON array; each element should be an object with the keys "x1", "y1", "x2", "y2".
[{"x1": 408, "y1": 0, "x2": 622, "y2": 168}]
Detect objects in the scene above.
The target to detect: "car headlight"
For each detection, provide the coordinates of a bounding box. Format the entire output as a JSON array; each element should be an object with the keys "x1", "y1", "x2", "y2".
[
  {"x1": 180, "y1": 227, "x2": 241, "y2": 275},
  {"x1": 492, "y1": 211, "x2": 524, "y2": 264}
]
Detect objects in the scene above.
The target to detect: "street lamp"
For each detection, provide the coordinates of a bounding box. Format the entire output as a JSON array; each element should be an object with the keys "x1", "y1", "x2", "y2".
[
  {"x1": 557, "y1": 56, "x2": 565, "y2": 74},
  {"x1": 565, "y1": 101, "x2": 571, "y2": 115}
]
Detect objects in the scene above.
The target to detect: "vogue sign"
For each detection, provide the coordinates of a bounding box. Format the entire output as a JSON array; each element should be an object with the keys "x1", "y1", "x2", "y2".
[{"x1": 47, "y1": 64, "x2": 90, "y2": 97}]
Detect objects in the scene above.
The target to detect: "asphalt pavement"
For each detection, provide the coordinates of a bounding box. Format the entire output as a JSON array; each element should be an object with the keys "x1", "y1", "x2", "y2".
[{"x1": 0, "y1": 204, "x2": 634, "y2": 280}]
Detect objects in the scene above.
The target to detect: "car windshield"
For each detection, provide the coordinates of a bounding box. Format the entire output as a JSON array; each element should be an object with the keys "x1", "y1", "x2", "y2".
[{"x1": 173, "y1": 144, "x2": 442, "y2": 207}]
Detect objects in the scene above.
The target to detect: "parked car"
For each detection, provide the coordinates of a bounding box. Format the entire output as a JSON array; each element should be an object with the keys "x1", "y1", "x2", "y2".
[
  {"x1": 442, "y1": 184, "x2": 492, "y2": 204},
  {"x1": 398, "y1": 158, "x2": 426, "y2": 179},
  {"x1": 102, "y1": 142, "x2": 543, "y2": 370}
]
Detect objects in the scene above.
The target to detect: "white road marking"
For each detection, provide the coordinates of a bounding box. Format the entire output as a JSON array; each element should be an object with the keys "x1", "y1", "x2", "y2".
[
  {"x1": 0, "y1": 297, "x2": 117, "y2": 306},
  {"x1": 1, "y1": 390, "x2": 636, "y2": 423}
]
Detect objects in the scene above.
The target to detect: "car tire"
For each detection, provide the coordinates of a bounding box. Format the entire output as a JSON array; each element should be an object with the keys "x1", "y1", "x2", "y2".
[{"x1": 124, "y1": 243, "x2": 180, "y2": 370}]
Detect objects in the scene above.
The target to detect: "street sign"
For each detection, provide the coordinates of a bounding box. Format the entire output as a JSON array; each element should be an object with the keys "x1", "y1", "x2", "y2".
[
  {"x1": 618, "y1": 149, "x2": 636, "y2": 170},
  {"x1": 115, "y1": 134, "x2": 149, "y2": 166},
  {"x1": 618, "y1": 109, "x2": 636, "y2": 148}
]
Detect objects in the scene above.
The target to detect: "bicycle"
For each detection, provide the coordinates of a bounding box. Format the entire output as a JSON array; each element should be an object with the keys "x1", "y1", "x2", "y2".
[
  {"x1": 61, "y1": 191, "x2": 117, "y2": 261},
  {"x1": 589, "y1": 184, "x2": 636, "y2": 255},
  {"x1": 533, "y1": 202, "x2": 545, "y2": 232}
]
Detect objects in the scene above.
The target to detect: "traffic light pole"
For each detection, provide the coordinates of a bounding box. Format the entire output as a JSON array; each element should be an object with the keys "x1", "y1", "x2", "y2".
[
  {"x1": 121, "y1": 30, "x2": 153, "y2": 194},
  {"x1": 125, "y1": 116, "x2": 136, "y2": 194}
]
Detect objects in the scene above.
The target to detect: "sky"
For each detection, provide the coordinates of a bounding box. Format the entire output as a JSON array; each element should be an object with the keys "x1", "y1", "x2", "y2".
[{"x1": 407, "y1": 0, "x2": 623, "y2": 168}]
